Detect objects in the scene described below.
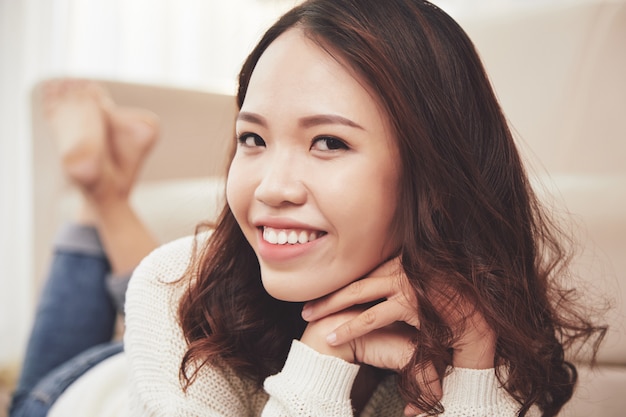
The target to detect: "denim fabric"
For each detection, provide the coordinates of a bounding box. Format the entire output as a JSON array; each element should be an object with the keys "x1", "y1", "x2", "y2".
[
  {"x1": 9, "y1": 224, "x2": 126, "y2": 417},
  {"x1": 106, "y1": 273, "x2": 132, "y2": 315}
]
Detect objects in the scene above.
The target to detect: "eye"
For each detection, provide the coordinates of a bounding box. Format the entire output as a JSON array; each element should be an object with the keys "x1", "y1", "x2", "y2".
[
  {"x1": 311, "y1": 136, "x2": 349, "y2": 151},
  {"x1": 237, "y1": 133, "x2": 266, "y2": 148}
]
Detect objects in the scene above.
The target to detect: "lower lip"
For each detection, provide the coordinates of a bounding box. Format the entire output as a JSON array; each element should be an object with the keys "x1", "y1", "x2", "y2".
[{"x1": 255, "y1": 229, "x2": 324, "y2": 263}]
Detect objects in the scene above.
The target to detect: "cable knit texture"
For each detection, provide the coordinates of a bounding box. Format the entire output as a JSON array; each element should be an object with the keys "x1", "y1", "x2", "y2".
[{"x1": 52, "y1": 235, "x2": 538, "y2": 416}]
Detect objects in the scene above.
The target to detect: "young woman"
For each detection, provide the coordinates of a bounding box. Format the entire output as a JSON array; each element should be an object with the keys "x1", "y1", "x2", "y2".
[
  {"x1": 126, "y1": 0, "x2": 605, "y2": 415},
  {"x1": 12, "y1": 0, "x2": 605, "y2": 416}
]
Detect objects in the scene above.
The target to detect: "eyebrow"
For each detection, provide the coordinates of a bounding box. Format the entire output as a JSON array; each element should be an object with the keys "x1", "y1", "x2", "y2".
[{"x1": 237, "y1": 111, "x2": 365, "y2": 130}]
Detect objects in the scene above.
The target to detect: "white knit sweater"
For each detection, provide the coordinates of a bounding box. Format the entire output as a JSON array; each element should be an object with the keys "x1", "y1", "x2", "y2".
[{"x1": 52, "y1": 235, "x2": 536, "y2": 416}]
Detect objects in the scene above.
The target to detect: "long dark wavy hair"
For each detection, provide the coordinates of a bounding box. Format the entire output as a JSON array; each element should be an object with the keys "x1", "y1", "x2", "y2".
[{"x1": 178, "y1": 0, "x2": 606, "y2": 415}]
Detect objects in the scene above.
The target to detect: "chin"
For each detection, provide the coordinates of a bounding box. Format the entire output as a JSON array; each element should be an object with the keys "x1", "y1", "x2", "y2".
[
  {"x1": 262, "y1": 281, "x2": 310, "y2": 302},
  {"x1": 261, "y1": 271, "x2": 325, "y2": 303}
]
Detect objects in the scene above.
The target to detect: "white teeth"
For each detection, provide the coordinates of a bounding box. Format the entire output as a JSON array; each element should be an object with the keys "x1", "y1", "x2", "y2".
[
  {"x1": 277, "y1": 230, "x2": 288, "y2": 244},
  {"x1": 263, "y1": 227, "x2": 323, "y2": 245},
  {"x1": 264, "y1": 228, "x2": 278, "y2": 244},
  {"x1": 287, "y1": 230, "x2": 298, "y2": 244}
]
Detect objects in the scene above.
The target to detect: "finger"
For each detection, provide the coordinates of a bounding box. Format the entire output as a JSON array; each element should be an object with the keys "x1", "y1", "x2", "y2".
[
  {"x1": 302, "y1": 257, "x2": 403, "y2": 321},
  {"x1": 326, "y1": 299, "x2": 415, "y2": 346},
  {"x1": 303, "y1": 275, "x2": 394, "y2": 321},
  {"x1": 355, "y1": 321, "x2": 416, "y2": 370}
]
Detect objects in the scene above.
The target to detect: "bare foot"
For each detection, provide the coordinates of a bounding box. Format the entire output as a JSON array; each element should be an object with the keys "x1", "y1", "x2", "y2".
[
  {"x1": 43, "y1": 79, "x2": 159, "y2": 202},
  {"x1": 43, "y1": 79, "x2": 109, "y2": 189},
  {"x1": 106, "y1": 106, "x2": 159, "y2": 199},
  {"x1": 44, "y1": 79, "x2": 160, "y2": 275}
]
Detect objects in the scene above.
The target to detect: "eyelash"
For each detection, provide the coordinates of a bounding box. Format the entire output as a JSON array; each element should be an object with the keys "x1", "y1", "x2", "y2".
[
  {"x1": 236, "y1": 133, "x2": 349, "y2": 151},
  {"x1": 311, "y1": 136, "x2": 349, "y2": 151},
  {"x1": 237, "y1": 133, "x2": 265, "y2": 148}
]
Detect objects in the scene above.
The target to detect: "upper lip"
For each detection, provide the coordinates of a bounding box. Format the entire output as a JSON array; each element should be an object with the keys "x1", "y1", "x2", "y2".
[{"x1": 252, "y1": 216, "x2": 325, "y2": 233}]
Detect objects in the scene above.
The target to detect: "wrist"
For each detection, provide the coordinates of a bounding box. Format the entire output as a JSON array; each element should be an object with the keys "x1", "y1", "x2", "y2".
[
  {"x1": 301, "y1": 331, "x2": 355, "y2": 363},
  {"x1": 301, "y1": 316, "x2": 356, "y2": 363},
  {"x1": 264, "y1": 341, "x2": 360, "y2": 407}
]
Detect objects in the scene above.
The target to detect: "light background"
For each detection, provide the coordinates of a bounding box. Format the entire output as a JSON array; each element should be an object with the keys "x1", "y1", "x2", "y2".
[{"x1": 0, "y1": 0, "x2": 620, "y2": 367}]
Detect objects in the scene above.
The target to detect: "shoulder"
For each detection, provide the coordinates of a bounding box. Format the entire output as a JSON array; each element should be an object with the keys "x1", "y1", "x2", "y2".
[
  {"x1": 125, "y1": 232, "x2": 211, "y2": 340},
  {"x1": 124, "y1": 234, "x2": 199, "y2": 358},
  {"x1": 124, "y1": 233, "x2": 205, "y2": 321},
  {"x1": 124, "y1": 232, "x2": 268, "y2": 415},
  {"x1": 131, "y1": 232, "x2": 210, "y2": 285}
]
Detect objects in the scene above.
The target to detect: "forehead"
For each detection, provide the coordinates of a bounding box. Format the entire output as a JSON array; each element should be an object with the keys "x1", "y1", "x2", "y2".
[{"x1": 240, "y1": 28, "x2": 388, "y2": 128}]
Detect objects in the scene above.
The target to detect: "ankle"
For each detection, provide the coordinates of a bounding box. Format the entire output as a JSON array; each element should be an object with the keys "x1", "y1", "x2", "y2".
[
  {"x1": 77, "y1": 169, "x2": 135, "y2": 204},
  {"x1": 82, "y1": 191, "x2": 133, "y2": 220},
  {"x1": 75, "y1": 202, "x2": 98, "y2": 225}
]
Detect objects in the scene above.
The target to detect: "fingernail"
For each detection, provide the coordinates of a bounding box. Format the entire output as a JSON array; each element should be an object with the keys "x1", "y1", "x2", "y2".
[
  {"x1": 301, "y1": 306, "x2": 312, "y2": 320},
  {"x1": 326, "y1": 332, "x2": 337, "y2": 345}
]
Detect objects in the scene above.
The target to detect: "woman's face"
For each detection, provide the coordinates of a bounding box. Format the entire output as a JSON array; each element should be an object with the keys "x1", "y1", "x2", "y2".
[{"x1": 227, "y1": 28, "x2": 400, "y2": 302}]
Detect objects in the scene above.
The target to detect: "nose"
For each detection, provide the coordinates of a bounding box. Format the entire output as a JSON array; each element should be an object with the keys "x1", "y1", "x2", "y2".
[{"x1": 254, "y1": 151, "x2": 307, "y2": 207}]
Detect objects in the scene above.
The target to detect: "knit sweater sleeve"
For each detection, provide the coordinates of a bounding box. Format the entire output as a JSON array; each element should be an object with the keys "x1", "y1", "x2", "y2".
[
  {"x1": 263, "y1": 346, "x2": 539, "y2": 417},
  {"x1": 416, "y1": 367, "x2": 540, "y2": 417},
  {"x1": 263, "y1": 340, "x2": 360, "y2": 416}
]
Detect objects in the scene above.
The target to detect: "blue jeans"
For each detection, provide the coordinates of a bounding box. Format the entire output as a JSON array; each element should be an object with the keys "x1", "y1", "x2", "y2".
[{"x1": 9, "y1": 225, "x2": 129, "y2": 417}]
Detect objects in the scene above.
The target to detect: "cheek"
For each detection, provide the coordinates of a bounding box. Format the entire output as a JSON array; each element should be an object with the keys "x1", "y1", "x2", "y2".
[
  {"x1": 225, "y1": 161, "x2": 251, "y2": 221},
  {"x1": 325, "y1": 161, "x2": 400, "y2": 255},
  {"x1": 355, "y1": 165, "x2": 400, "y2": 248},
  {"x1": 225, "y1": 175, "x2": 238, "y2": 210},
  {"x1": 343, "y1": 162, "x2": 397, "y2": 217}
]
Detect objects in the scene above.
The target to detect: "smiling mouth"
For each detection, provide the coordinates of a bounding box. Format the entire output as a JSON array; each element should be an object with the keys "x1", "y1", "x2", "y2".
[{"x1": 262, "y1": 226, "x2": 326, "y2": 245}]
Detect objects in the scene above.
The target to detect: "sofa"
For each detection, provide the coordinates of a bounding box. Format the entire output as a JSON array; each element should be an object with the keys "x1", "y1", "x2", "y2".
[{"x1": 29, "y1": 0, "x2": 624, "y2": 415}]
